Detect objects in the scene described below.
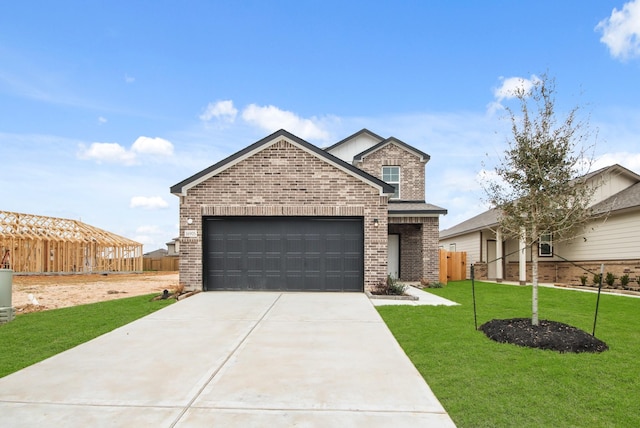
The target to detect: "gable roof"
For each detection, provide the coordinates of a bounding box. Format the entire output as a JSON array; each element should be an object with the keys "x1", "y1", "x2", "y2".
[
  {"x1": 581, "y1": 163, "x2": 640, "y2": 183},
  {"x1": 439, "y1": 208, "x2": 498, "y2": 239},
  {"x1": 591, "y1": 182, "x2": 640, "y2": 215},
  {"x1": 440, "y1": 163, "x2": 640, "y2": 239},
  {"x1": 170, "y1": 129, "x2": 396, "y2": 196},
  {"x1": 353, "y1": 137, "x2": 430, "y2": 163},
  {"x1": 323, "y1": 128, "x2": 385, "y2": 152},
  {"x1": 144, "y1": 248, "x2": 168, "y2": 258}
]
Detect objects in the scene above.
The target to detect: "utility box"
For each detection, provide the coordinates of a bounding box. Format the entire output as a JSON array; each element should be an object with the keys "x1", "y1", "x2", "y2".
[{"x1": 0, "y1": 269, "x2": 15, "y2": 324}]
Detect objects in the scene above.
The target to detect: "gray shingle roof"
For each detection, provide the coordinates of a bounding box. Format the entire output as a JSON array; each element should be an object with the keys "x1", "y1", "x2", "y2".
[
  {"x1": 353, "y1": 137, "x2": 430, "y2": 163},
  {"x1": 439, "y1": 209, "x2": 499, "y2": 239},
  {"x1": 581, "y1": 164, "x2": 640, "y2": 183},
  {"x1": 440, "y1": 164, "x2": 640, "y2": 238},
  {"x1": 388, "y1": 201, "x2": 447, "y2": 215},
  {"x1": 591, "y1": 182, "x2": 640, "y2": 215},
  {"x1": 170, "y1": 129, "x2": 395, "y2": 196},
  {"x1": 323, "y1": 128, "x2": 385, "y2": 151}
]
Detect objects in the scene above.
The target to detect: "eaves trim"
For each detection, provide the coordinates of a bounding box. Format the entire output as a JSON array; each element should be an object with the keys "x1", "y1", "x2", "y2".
[
  {"x1": 170, "y1": 129, "x2": 395, "y2": 196},
  {"x1": 323, "y1": 128, "x2": 385, "y2": 152},
  {"x1": 353, "y1": 138, "x2": 430, "y2": 163}
]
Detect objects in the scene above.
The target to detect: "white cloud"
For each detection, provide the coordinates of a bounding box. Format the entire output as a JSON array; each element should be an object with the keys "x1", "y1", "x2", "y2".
[
  {"x1": 131, "y1": 136, "x2": 174, "y2": 156},
  {"x1": 78, "y1": 136, "x2": 174, "y2": 165},
  {"x1": 596, "y1": 0, "x2": 640, "y2": 60},
  {"x1": 194, "y1": 100, "x2": 337, "y2": 142},
  {"x1": 98, "y1": 116, "x2": 107, "y2": 124},
  {"x1": 477, "y1": 168, "x2": 504, "y2": 185},
  {"x1": 487, "y1": 75, "x2": 541, "y2": 115},
  {"x1": 593, "y1": 151, "x2": 640, "y2": 172},
  {"x1": 493, "y1": 75, "x2": 540, "y2": 102},
  {"x1": 125, "y1": 74, "x2": 135, "y2": 83},
  {"x1": 199, "y1": 100, "x2": 238, "y2": 123},
  {"x1": 241, "y1": 104, "x2": 331, "y2": 141},
  {"x1": 130, "y1": 196, "x2": 169, "y2": 210},
  {"x1": 77, "y1": 142, "x2": 137, "y2": 165}
]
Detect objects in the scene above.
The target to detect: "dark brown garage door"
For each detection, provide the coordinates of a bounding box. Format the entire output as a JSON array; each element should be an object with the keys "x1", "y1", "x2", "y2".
[{"x1": 203, "y1": 217, "x2": 364, "y2": 291}]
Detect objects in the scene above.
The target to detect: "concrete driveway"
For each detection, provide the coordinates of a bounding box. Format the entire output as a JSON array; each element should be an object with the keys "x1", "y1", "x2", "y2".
[{"x1": 0, "y1": 292, "x2": 455, "y2": 427}]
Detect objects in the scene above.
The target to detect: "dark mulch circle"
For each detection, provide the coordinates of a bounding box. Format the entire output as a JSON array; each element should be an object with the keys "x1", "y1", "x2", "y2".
[{"x1": 479, "y1": 318, "x2": 609, "y2": 354}]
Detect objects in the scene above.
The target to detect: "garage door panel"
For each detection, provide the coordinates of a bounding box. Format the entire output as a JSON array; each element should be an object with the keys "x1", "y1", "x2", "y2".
[
  {"x1": 264, "y1": 256, "x2": 281, "y2": 271},
  {"x1": 226, "y1": 235, "x2": 244, "y2": 252},
  {"x1": 286, "y1": 255, "x2": 304, "y2": 271},
  {"x1": 325, "y1": 255, "x2": 343, "y2": 271},
  {"x1": 204, "y1": 217, "x2": 363, "y2": 292},
  {"x1": 225, "y1": 255, "x2": 243, "y2": 271},
  {"x1": 247, "y1": 237, "x2": 264, "y2": 252},
  {"x1": 306, "y1": 256, "x2": 321, "y2": 271},
  {"x1": 343, "y1": 255, "x2": 361, "y2": 270},
  {"x1": 265, "y1": 236, "x2": 282, "y2": 252},
  {"x1": 286, "y1": 234, "x2": 303, "y2": 253},
  {"x1": 246, "y1": 255, "x2": 264, "y2": 270}
]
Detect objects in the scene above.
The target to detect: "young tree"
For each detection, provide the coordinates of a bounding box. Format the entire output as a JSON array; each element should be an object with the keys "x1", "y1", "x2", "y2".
[{"x1": 485, "y1": 74, "x2": 595, "y2": 326}]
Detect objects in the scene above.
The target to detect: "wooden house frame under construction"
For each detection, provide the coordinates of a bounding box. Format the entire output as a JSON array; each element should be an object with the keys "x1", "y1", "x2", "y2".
[{"x1": 0, "y1": 210, "x2": 143, "y2": 274}]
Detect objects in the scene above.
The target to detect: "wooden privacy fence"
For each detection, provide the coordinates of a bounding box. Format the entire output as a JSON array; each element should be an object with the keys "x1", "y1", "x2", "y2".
[
  {"x1": 439, "y1": 249, "x2": 467, "y2": 284},
  {"x1": 143, "y1": 256, "x2": 179, "y2": 271}
]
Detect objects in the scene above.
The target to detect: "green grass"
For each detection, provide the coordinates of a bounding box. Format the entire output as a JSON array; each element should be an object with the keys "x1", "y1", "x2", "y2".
[
  {"x1": 378, "y1": 281, "x2": 640, "y2": 428},
  {"x1": 0, "y1": 294, "x2": 174, "y2": 378}
]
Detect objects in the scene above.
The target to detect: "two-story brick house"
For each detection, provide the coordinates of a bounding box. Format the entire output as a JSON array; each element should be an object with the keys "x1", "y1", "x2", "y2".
[{"x1": 170, "y1": 128, "x2": 446, "y2": 292}]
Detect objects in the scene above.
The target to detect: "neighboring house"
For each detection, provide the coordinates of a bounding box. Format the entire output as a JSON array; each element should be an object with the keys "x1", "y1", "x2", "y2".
[
  {"x1": 143, "y1": 248, "x2": 168, "y2": 258},
  {"x1": 166, "y1": 237, "x2": 180, "y2": 256},
  {"x1": 170, "y1": 128, "x2": 446, "y2": 292},
  {"x1": 439, "y1": 164, "x2": 640, "y2": 284}
]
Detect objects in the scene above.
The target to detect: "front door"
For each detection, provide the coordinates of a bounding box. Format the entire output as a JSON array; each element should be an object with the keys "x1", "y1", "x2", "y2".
[{"x1": 387, "y1": 234, "x2": 400, "y2": 279}]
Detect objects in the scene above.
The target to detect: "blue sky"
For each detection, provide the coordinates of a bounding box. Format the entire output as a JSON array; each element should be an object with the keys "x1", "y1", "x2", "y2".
[{"x1": 2, "y1": 1, "x2": 639, "y2": 252}]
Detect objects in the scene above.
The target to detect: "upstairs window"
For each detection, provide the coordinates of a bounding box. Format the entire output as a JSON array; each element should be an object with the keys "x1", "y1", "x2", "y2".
[
  {"x1": 382, "y1": 166, "x2": 400, "y2": 199},
  {"x1": 539, "y1": 233, "x2": 553, "y2": 257}
]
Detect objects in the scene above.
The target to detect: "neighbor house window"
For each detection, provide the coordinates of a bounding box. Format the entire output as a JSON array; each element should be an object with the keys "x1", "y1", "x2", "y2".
[
  {"x1": 382, "y1": 166, "x2": 400, "y2": 199},
  {"x1": 449, "y1": 243, "x2": 456, "y2": 252},
  {"x1": 539, "y1": 233, "x2": 553, "y2": 257}
]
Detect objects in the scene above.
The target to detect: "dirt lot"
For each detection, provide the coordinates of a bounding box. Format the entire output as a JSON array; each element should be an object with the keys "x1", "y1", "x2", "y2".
[{"x1": 10, "y1": 272, "x2": 179, "y2": 313}]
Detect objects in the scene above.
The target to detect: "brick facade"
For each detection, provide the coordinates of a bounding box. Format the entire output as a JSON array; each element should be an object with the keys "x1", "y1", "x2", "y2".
[
  {"x1": 359, "y1": 142, "x2": 438, "y2": 283},
  {"x1": 178, "y1": 138, "x2": 389, "y2": 291},
  {"x1": 388, "y1": 216, "x2": 440, "y2": 283},
  {"x1": 474, "y1": 260, "x2": 640, "y2": 285},
  {"x1": 357, "y1": 143, "x2": 426, "y2": 201},
  {"x1": 505, "y1": 260, "x2": 640, "y2": 285}
]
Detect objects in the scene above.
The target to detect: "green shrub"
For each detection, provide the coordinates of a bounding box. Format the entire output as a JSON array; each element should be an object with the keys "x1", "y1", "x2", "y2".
[
  {"x1": 605, "y1": 272, "x2": 617, "y2": 287},
  {"x1": 620, "y1": 274, "x2": 630, "y2": 287},
  {"x1": 592, "y1": 273, "x2": 602, "y2": 286},
  {"x1": 579, "y1": 275, "x2": 588, "y2": 286},
  {"x1": 387, "y1": 275, "x2": 408, "y2": 295}
]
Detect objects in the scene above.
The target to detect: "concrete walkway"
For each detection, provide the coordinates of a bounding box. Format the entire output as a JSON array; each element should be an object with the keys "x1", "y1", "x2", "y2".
[
  {"x1": 0, "y1": 292, "x2": 456, "y2": 427},
  {"x1": 370, "y1": 286, "x2": 460, "y2": 307}
]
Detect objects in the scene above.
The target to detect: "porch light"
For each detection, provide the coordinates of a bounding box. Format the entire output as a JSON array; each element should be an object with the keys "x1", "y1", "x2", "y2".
[{"x1": 373, "y1": 218, "x2": 379, "y2": 227}]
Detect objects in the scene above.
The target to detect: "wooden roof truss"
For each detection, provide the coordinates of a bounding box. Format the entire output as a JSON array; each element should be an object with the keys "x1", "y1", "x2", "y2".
[{"x1": 0, "y1": 210, "x2": 143, "y2": 273}]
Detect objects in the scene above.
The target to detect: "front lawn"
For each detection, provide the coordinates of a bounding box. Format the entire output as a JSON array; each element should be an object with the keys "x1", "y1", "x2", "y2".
[
  {"x1": 378, "y1": 281, "x2": 640, "y2": 428},
  {"x1": 0, "y1": 294, "x2": 174, "y2": 378}
]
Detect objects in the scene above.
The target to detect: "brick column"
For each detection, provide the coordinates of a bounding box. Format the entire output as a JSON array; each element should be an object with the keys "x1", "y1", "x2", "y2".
[{"x1": 422, "y1": 217, "x2": 440, "y2": 283}]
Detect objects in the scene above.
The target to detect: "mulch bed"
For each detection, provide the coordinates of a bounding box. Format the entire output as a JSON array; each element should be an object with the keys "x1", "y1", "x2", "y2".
[{"x1": 479, "y1": 318, "x2": 609, "y2": 354}]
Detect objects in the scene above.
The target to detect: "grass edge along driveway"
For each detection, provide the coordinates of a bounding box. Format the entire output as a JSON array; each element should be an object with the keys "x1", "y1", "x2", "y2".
[
  {"x1": 378, "y1": 281, "x2": 640, "y2": 428},
  {"x1": 0, "y1": 294, "x2": 174, "y2": 378}
]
